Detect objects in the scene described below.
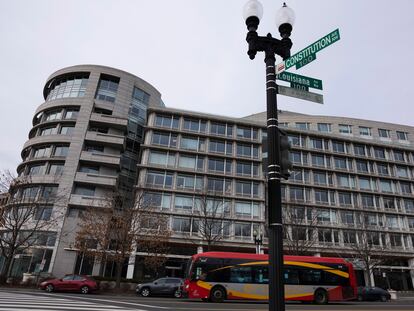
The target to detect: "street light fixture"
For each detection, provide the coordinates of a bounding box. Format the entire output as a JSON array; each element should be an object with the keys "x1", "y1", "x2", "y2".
[
  {"x1": 243, "y1": 1, "x2": 295, "y2": 311},
  {"x1": 253, "y1": 229, "x2": 263, "y2": 254}
]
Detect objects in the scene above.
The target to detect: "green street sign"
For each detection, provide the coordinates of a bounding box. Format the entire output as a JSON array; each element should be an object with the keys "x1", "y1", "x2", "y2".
[
  {"x1": 291, "y1": 83, "x2": 309, "y2": 92},
  {"x1": 277, "y1": 71, "x2": 323, "y2": 90},
  {"x1": 296, "y1": 53, "x2": 316, "y2": 70},
  {"x1": 276, "y1": 28, "x2": 340, "y2": 73}
]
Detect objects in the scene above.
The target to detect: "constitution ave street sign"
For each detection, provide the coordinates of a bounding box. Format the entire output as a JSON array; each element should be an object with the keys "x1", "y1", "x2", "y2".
[
  {"x1": 277, "y1": 71, "x2": 323, "y2": 90},
  {"x1": 276, "y1": 28, "x2": 340, "y2": 74},
  {"x1": 278, "y1": 85, "x2": 324, "y2": 104}
]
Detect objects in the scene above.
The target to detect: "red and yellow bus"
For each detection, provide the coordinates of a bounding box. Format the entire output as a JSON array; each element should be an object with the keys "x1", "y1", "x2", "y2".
[{"x1": 183, "y1": 252, "x2": 357, "y2": 304}]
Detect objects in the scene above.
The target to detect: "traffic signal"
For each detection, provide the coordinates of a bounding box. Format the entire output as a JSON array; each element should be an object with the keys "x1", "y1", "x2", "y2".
[{"x1": 279, "y1": 132, "x2": 293, "y2": 179}]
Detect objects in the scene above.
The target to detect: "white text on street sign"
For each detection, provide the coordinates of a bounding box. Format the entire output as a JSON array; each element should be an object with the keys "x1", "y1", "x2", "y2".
[{"x1": 277, "y1": 71, "x2": 323, "y2": 90}]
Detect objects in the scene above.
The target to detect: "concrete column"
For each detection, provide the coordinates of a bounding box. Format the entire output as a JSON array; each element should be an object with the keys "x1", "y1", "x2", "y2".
[
  {"x1": 314, "y1": 253, "x2": 321, "y2": 257},
  {"x1": 197, "y1": 246, "x2": 203, "y2": 254},
  {"x1": 126, "y1": 254, "x2": 136, "y2": 279},
  {"x1": 409, "y1": 258, "x2": 414, "y2": 289},
  {"x1": 92, "y1": 260, "x2": 101, "y2": 276}
]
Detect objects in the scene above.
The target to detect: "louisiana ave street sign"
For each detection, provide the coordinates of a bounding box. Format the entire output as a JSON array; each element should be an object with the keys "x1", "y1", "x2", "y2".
[
  {"x1": 278, "y1": 85, "x2": 324, "y2": 104},
  {"x1": 277, "y1": 71, "x2": 323, "y2": 90},
  {"x1": 276, "y1": 28, "x2": 340, "y2": 74}
]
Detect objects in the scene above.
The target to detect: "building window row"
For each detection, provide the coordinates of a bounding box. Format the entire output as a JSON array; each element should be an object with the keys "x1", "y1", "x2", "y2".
[
  {"x1": 34, "y1": 123, "x2": 75, "y2": 137},
  {"x1": 289, "y1": 134, "x2": 412, "y2": 163},
  {"x1": 22, "y1": 144, "x2": 70, "y2": 162},
  {"x1": 22, "y1": 162, "x2": 65, "y2": 177},
  {"x1": 150, "y1": 132, "x2": 260, "y2": 159},
  {"x1": 33, "y1": 108, "x2": 79, "y2": 126},
  {"x1": 143, "y1": 170, "x2": 262, "y2": 198},
  {"x1": 288, "y1": 122, "x2": 410, "y2": 142},
  {"x1": 46, "y1": 73, "x2": 89, "y2": 101},
  {"x1": 152, "y1": 113, "x2": 260, "y2": 142}
]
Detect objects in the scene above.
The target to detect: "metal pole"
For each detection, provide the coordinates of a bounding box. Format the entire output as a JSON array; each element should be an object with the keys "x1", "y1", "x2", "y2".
[{"x1": 265, "y1": 51, "x2": 285, "y2": 311}]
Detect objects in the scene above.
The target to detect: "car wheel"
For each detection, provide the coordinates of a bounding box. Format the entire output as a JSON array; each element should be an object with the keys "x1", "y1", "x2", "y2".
[
  {"x1": 314, "y1": 289, "x2": 328, "y2": 304},
  {"x1": 173, "y1": 289, "x2": 182, "y2": 298},
  {"x1": 80, "y1": 286, "x2": 90, "y2": 294},
  {"x1": 45, "y1": 284, "x2": 54, "y2": 293},
  {"x1": 357, "y1": 295, "x2": 363, "y2": 301},
  {"x1": 380, "y1": 295, "x2": 387, "y2": 302},
  {"x1": 140, "y1": 287, "x2": 151, "y2": 297},
  {"x1": 210, "y1": 286, "x2": 226, "y2": 303}
]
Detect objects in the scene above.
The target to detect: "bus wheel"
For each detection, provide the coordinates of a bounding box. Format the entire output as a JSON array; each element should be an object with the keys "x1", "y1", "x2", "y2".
[
  {"x1": 210, "y1": 286, "x2": 226, "y2": 303},
  {"x1": 314, "y1": 289, "x2": 328, "y2": 304}
]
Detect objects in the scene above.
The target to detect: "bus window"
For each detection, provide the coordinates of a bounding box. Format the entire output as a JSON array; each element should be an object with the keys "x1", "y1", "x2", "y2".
[
  {"x1": 284, "y1": 268, "x2": 300, "y2": 285},
  {"x1": 299, "y1": 269, "x2": 322, "y2": 285},
  {"x1": 253, "y1": 266, "x2": 269, "y2": 284},
  {"x1": 230, "y1": 266, "x2": 252, "y2": 283}
]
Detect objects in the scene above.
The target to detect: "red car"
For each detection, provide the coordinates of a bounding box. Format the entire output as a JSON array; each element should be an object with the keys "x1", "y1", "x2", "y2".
[{"x1": 39, "y1": 274, "x2": 98, "y2": 294}]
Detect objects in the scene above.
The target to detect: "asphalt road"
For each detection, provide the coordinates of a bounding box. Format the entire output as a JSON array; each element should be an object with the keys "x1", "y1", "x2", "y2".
[{"x1": 0, "y1": 289, "x2": 413, "y2": 311}]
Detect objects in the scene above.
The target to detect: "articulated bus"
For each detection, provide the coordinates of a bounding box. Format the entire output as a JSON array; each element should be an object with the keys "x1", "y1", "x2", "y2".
[{"x1": 183, "y1": 252, "x2": 357, "y2": 304}]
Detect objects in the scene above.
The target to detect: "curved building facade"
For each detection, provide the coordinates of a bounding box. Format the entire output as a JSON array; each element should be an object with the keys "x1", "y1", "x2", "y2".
[{"x1": 15, "y1": 65, "x2": 162, "y2": 277}]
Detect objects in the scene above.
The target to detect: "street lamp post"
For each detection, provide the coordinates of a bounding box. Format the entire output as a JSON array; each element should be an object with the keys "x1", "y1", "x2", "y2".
[
  {"x1": 253, "y1": 229, "x2": 263, "y2": 254},
  {"x1": 243, "y1": 1, "x2": 295, "y2": 311}
]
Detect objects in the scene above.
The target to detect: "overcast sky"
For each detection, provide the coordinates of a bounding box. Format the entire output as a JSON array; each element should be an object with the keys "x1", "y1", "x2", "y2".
[{"x1": 1, "y1": 0, "x2": 413, "y2": 173}]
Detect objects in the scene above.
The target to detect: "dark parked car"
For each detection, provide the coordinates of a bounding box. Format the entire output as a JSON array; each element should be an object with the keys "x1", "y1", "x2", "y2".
[
  {"x1": 39, "y1": 274, "x2": 98, "y2": 294},
  {"x1": 357, "y1": 286, "x2": 391, "y2": 302},
  {"x1": 136, "y1": 277, "x2": 183, "y2": 298}
]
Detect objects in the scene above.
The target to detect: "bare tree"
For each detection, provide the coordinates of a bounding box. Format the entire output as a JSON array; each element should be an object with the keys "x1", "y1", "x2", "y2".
[
  {"x1": 344, "y1": 212, "x2": 387, "y2": 287},
  {"x1": 0, "y1": 171, "x2": 65, "y2": 283},
  {"x1": 75, "y1": 191, "x2": 170, "y2": 288},
  {"x1": 283, "y1": 205, "x2": 319, "y2": 255},
  {"x1": 190, "y1": 190, "x2": 231, "y2": 252}
]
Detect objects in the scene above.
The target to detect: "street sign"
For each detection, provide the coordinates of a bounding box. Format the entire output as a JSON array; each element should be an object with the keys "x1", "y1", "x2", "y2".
[
  {"x1": 277, "y1": 71, "x2": 323, "y2": 90},
  {"x1": 276, "y1": 28, "x2": 340, "y2": 73},
  {"x1": 278, "y1": 85, "x2": 324, "y2": 104},
  {"x1": 295, "y1": 53, "x2": 316, "y2": 70}
]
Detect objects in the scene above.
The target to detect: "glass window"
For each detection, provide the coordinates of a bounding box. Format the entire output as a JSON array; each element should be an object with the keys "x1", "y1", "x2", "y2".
[
  {"x1": 174, "y1": 195, "x2": 193, "y2": 210},
  {"x1": 288, "y1": 135, "x2": 301, "y2": 146},
  {"x1": 338, "y1": 192, "x2": 352, "y2": 206},
  {"x1": 383, "y1": 197, "x2": 395, "y2": 210},
  {"x1": 314, "y1": 189, "x2": 328, "y2": 203},
  {"x1": 46, "y1": 73, "x2": 88, "y2": 101},
  {"x1": 48, "y1": 163, "x2": 64, "y2": 175},
  {"x1": 236, "y1": 181, "x2": 258, "y2": 197},
  {"x1": 40, "y1": 126, "x2": 57, "y2": 136},
  {"x1": 152, "y1": 132, "x2": 177, "y2": 147},
  {"x1": 386, "y1": 216, "x2": 399, "y2": 229},
  {"x1": 148, "y1": 151, "x2": 175, "y2": 167},
  {"x1": 378, "y1": 128, "x2": 390, "y2": 138},
  {"x1": 143, "y1": 192, "x2": 171, "y2": 210},
  {"x1": 377, "y1": 163, "x2": 389, "y2": 175},
  {"x1": 394, "y1": 150, "x2": 405, "y2": 162},
  {"x1": 338, "y1": 124, "x2": 352, "y2": 134},
  {"x1": 28, "y1": 164, "x2": 45, "y2": 176},
  {"x1": 210, "y1": 122, "x2": 232, "y2": 137},
  {"x1": 380, "y1": 180, "x2": 393, "y2": 192},
  {"x1": 234, "y1": 223, "x2": 251, "y2": 238},
  {"x1": 354, "y1": 144, "x2": 366, "y2": 156},
  {"x1": 78, "y1": 165, "x2": 99, "y2": 174},
  {"x1": 361, "y1": 194, "x2": 375, "y2": 208},
  {"x1": 374, "y1": 147, "x2": 386, "y2": 159},
  {"x1": 341, "y1": 211, "x2": 354, "y2": 225},
  {"x1": 313, "y1": 171, "x2": 326, "y2": 185},
  {"x1": 317, "y1": 123, "x2": 331, "y2": 132},
  {"x1": 60, "y1": 126, "x2": 74, "y2": 135},
  {"x1": 295, "y1": 122, "x2": 309, "y2": 130},
  {"x1": 34, "y1": 206, "x2": 53, "y2": 220},
  {"x1": 95, "y1": 75, "x2": 119, "y2": 102},
  {"x1": 183, "y1": 118, "x2": 206, "y2": 133},
  {"x1": 396, "y1": 131, "x2": 408, "y2": 140},
  {"x1": 310, "y1": 138, "x2": 323, "y2": 150},
  {"x1": 359, "y1": 177, "x2": 372, "y2": 190},
  {"x1": 390, "y1": 234, "x2": 402, "y2": 247},
  {"x1": 337, "y1": 174, "x2": 350, "y2": 188},
  {"x1": 53, "y1": 146, "x2": 69, "y2": 157},
  {"x1": 45, "y1": 110, "x2": 62, "y2": 121},
  {"x1": 64, "y1": 109, "x2": 79, "y2": 120},
  {"x1": 177, "y1": 174, "x2": 203, "y2": 190},
  {"x1": 236, "y1": 161, "x2": 258, "y2": 177},
  {"x1": 146, "y1": 171, "x2": 173, "y2": 188},
  {"x1": 396, "y1": 166, "x2": 408, "y2": 178},
  {"x1": 237, "y1": 143, "x2": 258, "y2": 159},
  {"x1": 356, "y1": 160, "x2": 369, "y2": 172},
  {"x1": 334, "y1": 157, "x2": 347, "y2": 170},
  {"x1": 33, "y1": 146, "x2": 52, "y2": 158},
  {"x1": 359, "y1": 126, "x2": 371, "y2": 136},
  {"x1": 400, "y1": 182, "x2": 412, "y2": 194},
  {"x1": 209, "y1": 140, "x2": 232, "y2": 155},
  {"x1": 405, "y1": 199, "x2": 414, "y2": 213},
  {"x1": 172, "y1": 217, "x2": 191, "y2": 232},
  {"x1": 209, "y1": 158, "x2": 232, "y2": 174},
  {"x1": 289, "y1": 187, "x2": 304, "y2": 201},
  {"x1": 332, "y1": 141, "x2": 345, "y2": 153},
  {"x1": 312, "y1": 154, "x2": 325, "y2": 167},
  {"x1": 178, "y1": 154, "x2": 203, "y2": 171},
  {"x1": 155, "y1": 114, "x2": 180, "y2": 129}
]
